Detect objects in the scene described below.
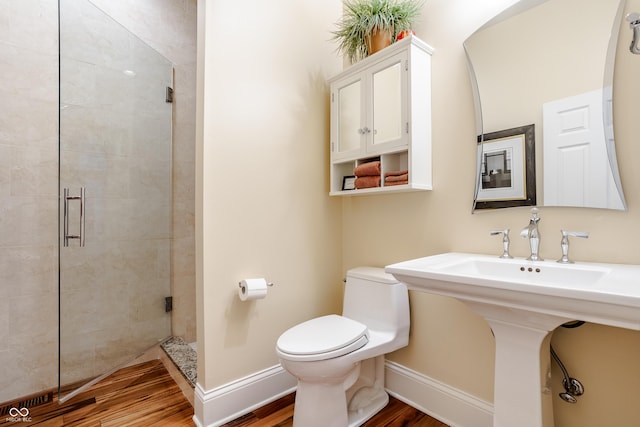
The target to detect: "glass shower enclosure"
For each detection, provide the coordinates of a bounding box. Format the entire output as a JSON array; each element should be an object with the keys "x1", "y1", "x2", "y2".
[{"x1": 58, "y1": 0, "x2": 173, "y2": 400}]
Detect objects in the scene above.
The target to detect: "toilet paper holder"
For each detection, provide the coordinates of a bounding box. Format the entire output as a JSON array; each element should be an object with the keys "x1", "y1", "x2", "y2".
[{"x1": 238, "y1": 281, "x2": 274, "y2": 288}]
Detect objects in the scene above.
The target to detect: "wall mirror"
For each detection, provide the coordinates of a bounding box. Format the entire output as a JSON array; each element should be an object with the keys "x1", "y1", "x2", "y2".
[{"x1": 466, "y1": 0, "x2": 627, "y2": 211}]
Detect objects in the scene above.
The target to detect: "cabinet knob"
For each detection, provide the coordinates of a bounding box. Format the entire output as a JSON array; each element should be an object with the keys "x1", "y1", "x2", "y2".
[{"x1": 358, "y1": 127, "x2": 371, "y2": 134}]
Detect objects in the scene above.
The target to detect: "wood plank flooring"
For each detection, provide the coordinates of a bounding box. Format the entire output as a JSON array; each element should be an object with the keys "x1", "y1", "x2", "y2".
[
  {"x1": 222, "y1": 392, "x2": 450, "y2": 427},
  {"x1": 0, "y1": 359, "x2": 194, "y2": 426},
  {"x1": 1, "y1": 359, "x2": 448, "y2": 427}
]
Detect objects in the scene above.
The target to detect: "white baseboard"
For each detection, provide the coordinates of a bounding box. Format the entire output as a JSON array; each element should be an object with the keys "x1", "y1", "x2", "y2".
[
  {"x1": 193, "y1": 364, "x2": 297, "y2": 427},
  {"x1": 385, "y1": 360, "x2": 493, "y2": 427},
  {"x1": 193, "y1": 360, "x2": 493, "y2": 427}
]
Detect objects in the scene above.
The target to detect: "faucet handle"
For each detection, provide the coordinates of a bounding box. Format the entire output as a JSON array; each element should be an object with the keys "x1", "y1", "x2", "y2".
[
  {"x1": 557, "y1": 230, "x2": 589, "y2": 264},
  {"x1": 490, "y1": 229, "x2": 513, "y2": 259},
  {"x1": 562, "y1": 230, "x2": 589, "y2": 239}
]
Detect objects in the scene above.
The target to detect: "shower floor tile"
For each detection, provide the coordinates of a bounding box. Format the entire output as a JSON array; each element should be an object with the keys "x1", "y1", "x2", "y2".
[{"x1": 161, "y1": 336, "x2": 197, "y2": 386}]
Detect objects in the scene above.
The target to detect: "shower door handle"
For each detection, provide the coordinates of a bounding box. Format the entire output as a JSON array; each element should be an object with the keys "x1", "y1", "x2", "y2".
[{"x1": 63, "y1": 187, "x2": 85, "y2": 247}]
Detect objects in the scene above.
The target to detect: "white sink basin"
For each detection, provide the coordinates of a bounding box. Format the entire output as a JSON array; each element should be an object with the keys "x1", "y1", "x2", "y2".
[
  {"x1": 432, "y1": 255, "x2": 609, "y2": 287},
  {"x1": 385, "y1": 253, "x2": 640, "y2": 427},
  {"x1": 386, "y1": 252, "x2": 640, "y2": 330}
]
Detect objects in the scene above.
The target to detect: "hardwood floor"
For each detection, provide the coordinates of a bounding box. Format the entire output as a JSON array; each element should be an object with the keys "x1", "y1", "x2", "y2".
[
  {"x1": 1, "y1": 360, "x2": 448, "y2": 427},
  {"x1": 0, "y1": 359, "x2": 194, "y2": 426},
  {"x1": 222, "y1": 393, "x2": 449, "y2": 427}
]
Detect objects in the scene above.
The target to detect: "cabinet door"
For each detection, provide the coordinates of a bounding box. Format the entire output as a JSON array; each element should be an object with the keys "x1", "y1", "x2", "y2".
[
  {"x1": 369, "y1": 52, "x2": 408, "y2": 153},
  {"x1": 331, "y1": 75, "x2": 365, "y2": 160}
]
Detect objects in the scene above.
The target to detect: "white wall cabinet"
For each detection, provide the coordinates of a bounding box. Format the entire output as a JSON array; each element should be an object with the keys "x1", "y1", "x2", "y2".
[{"x1": 329, "y1": 36, "x2": 433, "y2": 195}]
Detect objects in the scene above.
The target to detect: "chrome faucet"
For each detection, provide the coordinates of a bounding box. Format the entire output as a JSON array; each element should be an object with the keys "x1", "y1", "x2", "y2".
[{"x1": 520, "y1": 208, "x2": 542, "y2": 261}]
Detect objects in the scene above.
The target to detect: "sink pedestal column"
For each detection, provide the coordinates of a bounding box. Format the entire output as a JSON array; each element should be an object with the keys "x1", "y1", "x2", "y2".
[{"x1": 468, "y1": 304, "x2": 572, "y2": 427}]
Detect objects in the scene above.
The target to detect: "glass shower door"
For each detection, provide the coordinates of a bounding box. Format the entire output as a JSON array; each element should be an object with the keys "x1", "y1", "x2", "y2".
[{"x1": 58, "y1": 0, "x2": 173, "y2": 399}]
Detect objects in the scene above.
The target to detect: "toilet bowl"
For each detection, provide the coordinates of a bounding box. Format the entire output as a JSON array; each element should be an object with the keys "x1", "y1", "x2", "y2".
[{"x1": 276, "y1": 267, "x2": 410, "y2": 427}]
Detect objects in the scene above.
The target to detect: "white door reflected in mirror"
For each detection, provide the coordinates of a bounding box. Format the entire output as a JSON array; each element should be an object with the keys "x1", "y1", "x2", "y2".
[{"x1": 542, "y1": 89, "x2": 625, "y2": 209}]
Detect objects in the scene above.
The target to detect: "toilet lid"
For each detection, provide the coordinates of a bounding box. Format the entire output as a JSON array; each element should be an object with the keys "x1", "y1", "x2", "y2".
[{"x1": 277, "y1": 314, "x2": 368, "y2": 362}]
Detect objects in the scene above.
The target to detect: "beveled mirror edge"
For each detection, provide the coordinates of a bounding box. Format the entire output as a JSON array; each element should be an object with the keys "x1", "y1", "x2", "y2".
[
  {"x1": 604, "y1": 0, "x2": 628, "y2": 210},
  {"x1": 464, "y1": 44, "x2": 483, "y2": 212}
]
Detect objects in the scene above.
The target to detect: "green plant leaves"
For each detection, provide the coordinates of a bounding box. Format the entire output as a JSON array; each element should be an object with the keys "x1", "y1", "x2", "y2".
[{"x1": 332, "y1": 0, "x2": 423, "y2": 62}]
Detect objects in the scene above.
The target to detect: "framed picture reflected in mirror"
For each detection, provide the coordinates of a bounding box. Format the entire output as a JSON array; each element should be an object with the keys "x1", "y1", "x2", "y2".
[{"x1": 475, "y1": 124, "x2": 536, "y2": 210}]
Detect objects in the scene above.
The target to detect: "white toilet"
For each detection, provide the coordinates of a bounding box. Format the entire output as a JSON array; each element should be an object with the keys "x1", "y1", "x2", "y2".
[{"x1": 276, "y1": 267, "x2": 410, "y2": 427}]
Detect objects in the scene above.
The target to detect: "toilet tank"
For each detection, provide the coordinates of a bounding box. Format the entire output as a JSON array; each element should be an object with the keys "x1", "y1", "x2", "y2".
[{"x1": 343, "y1": 267, "x2": 410, "y2": 335}]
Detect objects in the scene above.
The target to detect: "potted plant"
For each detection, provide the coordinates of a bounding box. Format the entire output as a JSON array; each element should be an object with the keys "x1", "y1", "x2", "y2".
[{"x1": 332, "y1": 0, "x2": 423, "y2": 63}]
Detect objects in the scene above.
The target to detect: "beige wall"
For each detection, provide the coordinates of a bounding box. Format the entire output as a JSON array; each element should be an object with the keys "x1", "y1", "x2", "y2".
[
  {"x1": 197, "y1": 0, "x2": 640, "y2": 425},
  {"x1": 196, "y1": 0, "x2": 344, "y2": 388},
  {"x1": 196, "y1": 0, "x2": 640, "y2": 427},
  {"x1": 343, "y1": 0, "x2": 640, "y2": 426}
]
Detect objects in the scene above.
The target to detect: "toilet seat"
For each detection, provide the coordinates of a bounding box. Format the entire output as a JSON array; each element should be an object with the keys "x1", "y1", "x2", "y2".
[{"x1": 277, "y1": 314, "x2": 369, "y2": 362}]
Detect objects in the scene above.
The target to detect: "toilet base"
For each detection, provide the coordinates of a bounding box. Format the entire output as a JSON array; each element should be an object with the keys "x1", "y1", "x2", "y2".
[
  {"x1": 347, "y1": 388, "x2": 388, "y2": 427},
  {"x1": 291, "y1": 356, "x2": 389, "y2": 427},
  {"x1": 292, "y1": 382, "x2": 390, "y2": 427},
  {"x1": 292, "y1": 380, "x2": 349, "y2": 427}
]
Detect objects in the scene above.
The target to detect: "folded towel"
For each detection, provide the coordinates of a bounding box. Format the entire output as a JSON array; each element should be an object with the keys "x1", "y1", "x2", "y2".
[
  {"x1": 355, "y1": 176, "x2": 381, "y2": 189},
  {"x1": 384, "y1": 179, "x2": 408, "y2": 186},
  {"x1": 385, "y1": 173, "x2": 409, "y2": 183},
  {"x1": 384, "y1": 169, "x2": 409, "y2": 178},
  {"x1": 354, "y1": 161, "x2": 381, "y2": 177}
]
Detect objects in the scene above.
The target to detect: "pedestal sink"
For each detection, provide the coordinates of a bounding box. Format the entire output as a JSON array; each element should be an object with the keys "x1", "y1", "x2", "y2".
[{"x1": 385, "y1": 253, "x2": 640, "y2": 427}]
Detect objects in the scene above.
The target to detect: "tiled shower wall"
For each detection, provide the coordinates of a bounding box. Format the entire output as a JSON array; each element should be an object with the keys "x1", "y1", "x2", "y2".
[
  {"x1": 0, "y1": 0, "x2": 60, "y2": 402},
  {"x1": 58, "y1": 0, "x2": 175, "y2": 387},
  {"x1": 0, "y1": 0, "x2": 196, "y2": 403},
  {"x1": 88, "y1": 0, "x2": 198, "y2": 345}
]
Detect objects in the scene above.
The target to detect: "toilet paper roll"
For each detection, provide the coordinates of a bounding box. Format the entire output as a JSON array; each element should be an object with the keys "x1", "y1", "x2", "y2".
[{"x1": 238, "y1": 278, "x2": 268, "y2": 301}]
